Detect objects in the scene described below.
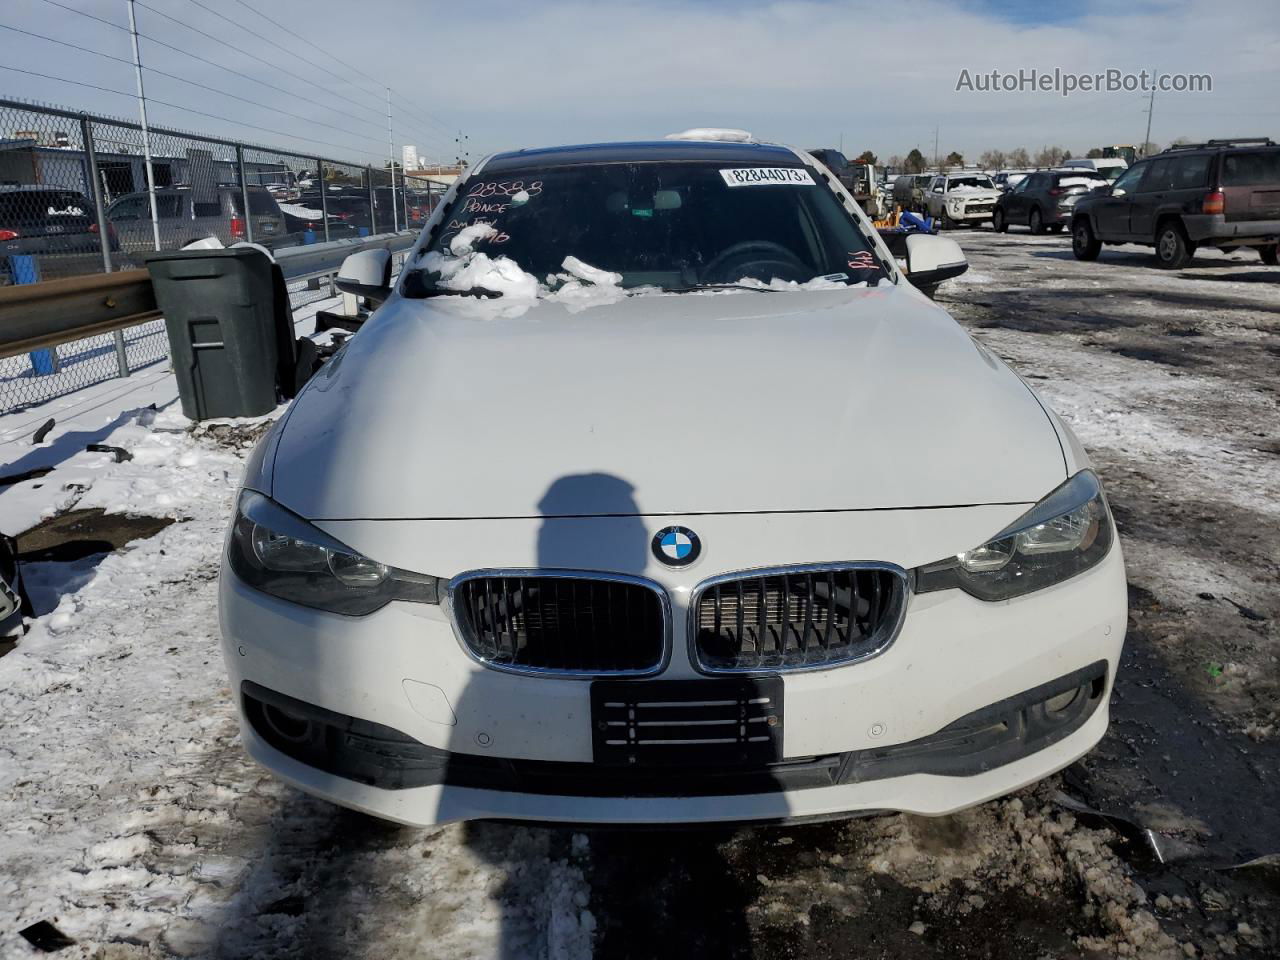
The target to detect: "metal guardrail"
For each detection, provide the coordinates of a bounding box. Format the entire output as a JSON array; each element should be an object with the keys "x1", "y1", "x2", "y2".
[{"x1": 0, "y1": 230, "x2": 416, "y2": 361}]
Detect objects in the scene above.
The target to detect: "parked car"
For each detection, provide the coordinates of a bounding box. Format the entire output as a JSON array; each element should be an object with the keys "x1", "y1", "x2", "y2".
[
  {"x1": 296, "y1": 191, "x2": 374, "y2": 233},
  {"x1": 106, "y1": 185, "x2": 287, "y2": 253},
  {"x1": 923, "y1": 173, "x2": 1001, "y2": 228},
  {"x1": 220, "y1": 134, "x2": 1126, "y2": 828},
  {"x1": 892, "y1": 173, "x2": 933, "y2": 211},
  {"x1": 1071, "y1": 138, "x2": 1280, "y2": 268},
  {"x1": 277, "y1": 203, "x2": 361, "y2": 243},
  {"x1": 994, "y1": 170, "x2": 1111, "y2": 235},
  {"x1": 0, "y1": 186, "x2": 117, "y2": 283},
  {"x1": 992, "y1": 170, "x2": 1031, "y2": 192},
  {"x1": 1060, "y1": 157, "x2": 1128, "y2": 182},
  {"x1": 808, "y1": 149, "x2": 883, "y2": 216}
]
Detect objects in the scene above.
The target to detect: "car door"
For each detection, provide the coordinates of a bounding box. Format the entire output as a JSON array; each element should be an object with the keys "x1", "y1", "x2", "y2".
[
  {"x1": 1167, "y1": 153, "x2": 1211, "y2": 220},
  {"x1": 1094, "y1": 162, "x2": 1147, "y2": 239},
  {"x1": 926, "y1": 177, "x2": 946, "y2": 215},
  {"x1": 1005, "y1": 175, "x2": 1033, "y2": 221},
  {"x1": 105, "y1": 194, "x2": 151, "y2": 252},
  {"x1": 1129, "y1": 157, "x2": 1173, "y2": 239}
]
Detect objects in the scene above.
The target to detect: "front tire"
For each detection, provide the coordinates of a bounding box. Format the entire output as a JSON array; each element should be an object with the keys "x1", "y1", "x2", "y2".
[
  {"x1": 1029, "y1": 207, "x2": 1045, "y2": 235},
  {"x1": 1155, "y1": 221, "x2": 1194, "y2": 269},
  {"x1": 1261, "y1": 245, "x2": 1279, "y2": 266},
  {"x1": 992, "y1": 208, "x2": 1008, "y2": 233},
  {"x1": 1072, "y1": 219, "x2": 1102, "y2": 260}
]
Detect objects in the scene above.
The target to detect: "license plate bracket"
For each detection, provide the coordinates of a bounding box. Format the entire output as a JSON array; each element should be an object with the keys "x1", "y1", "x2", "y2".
[{"x1": 591, "y1": 677, "x2": 783, "y2": 767}]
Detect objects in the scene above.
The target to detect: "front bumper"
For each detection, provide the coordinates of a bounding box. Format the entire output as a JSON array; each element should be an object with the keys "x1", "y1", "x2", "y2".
[{"x1": 218, "y1": 507, "x2": 1128, "y2": 826}]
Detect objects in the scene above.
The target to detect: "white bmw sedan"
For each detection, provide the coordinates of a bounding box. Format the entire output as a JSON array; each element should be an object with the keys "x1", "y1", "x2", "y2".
[{"x1": 219, "y1": 134, "x2": 1127, "y2": 826}]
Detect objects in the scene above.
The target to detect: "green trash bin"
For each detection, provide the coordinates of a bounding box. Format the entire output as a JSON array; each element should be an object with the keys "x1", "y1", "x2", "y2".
[{"x1": 144, "y1": 247, "x2": 281, "y2": 421}]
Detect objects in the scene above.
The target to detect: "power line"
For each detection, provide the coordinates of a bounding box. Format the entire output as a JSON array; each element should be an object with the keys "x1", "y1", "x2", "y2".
[
  {"x1": 158, "y1": 0, "x2": 451, "y2": 156},
  {"x1": 0, "y1": 22, "x2": 394, "y2": 150},
  {"x1": 227, "y1": 0, "x2": 456, "y2": 138},
  {"x1": 134, "y1": 0, "x2": 381, "y2": 119},
  {"x1": 33, "y1": 0, "x2": 385, "y2": 135},
  {"x1": 34, "y1": 0, "x2": 129, "y2": 33},
  {"x1": 0, "y1": 64, "x2": 393, "y2": 162},
  {"x1": 228, "y1": 0, "x2": 384, "y2": 100}
]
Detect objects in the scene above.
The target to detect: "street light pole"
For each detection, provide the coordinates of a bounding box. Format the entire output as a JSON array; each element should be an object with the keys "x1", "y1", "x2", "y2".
[
  {"x1": 386, "y1": 87, "x2": 399, "y2": 231},
  {"x1": 126, "y1": 0, "x2": 161, "y2": 251}
]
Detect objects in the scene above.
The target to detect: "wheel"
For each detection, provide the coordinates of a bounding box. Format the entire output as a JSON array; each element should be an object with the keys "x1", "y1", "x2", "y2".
[
  {"x1": 1029, "y1": 208, "x2": 1045, "y2": 235},
  {"x1": 1155, "y1": 221, "x2": 1194, "y2": 269},
  {"x1": 1261, "y1": 245, "x2": 1279, "y2": 266},
  {"x1": 939, "y1": 210, "x2": 953, "y2": 230},
  {"x1": 1072, "y1": 219, "x2": 1101, "y2": 261},
  {"x1": 992, "y1": 208, "x2": 1008, "y2": 233}
]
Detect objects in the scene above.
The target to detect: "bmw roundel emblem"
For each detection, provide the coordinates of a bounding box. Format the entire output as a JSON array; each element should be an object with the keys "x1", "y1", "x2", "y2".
[{"x1": 652, "y1": 525, "x2": 702, "y2": 567}]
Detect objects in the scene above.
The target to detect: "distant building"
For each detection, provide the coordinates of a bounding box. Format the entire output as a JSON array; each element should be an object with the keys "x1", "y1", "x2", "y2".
[
  {"x1": 0, "y1": 139, "x2": 292, "y2": 199},
  {"x1": 402, "y1": 144, "x2": 419, "y2": 172}
]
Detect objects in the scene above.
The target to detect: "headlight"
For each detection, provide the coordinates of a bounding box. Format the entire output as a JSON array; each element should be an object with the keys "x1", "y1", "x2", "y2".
[
  {"x1": 228, "y1": 490, "x2": 440, "y2": 615},
  {"x1": 914, "y1": 471, "x2": 1113, "y2": 601}
]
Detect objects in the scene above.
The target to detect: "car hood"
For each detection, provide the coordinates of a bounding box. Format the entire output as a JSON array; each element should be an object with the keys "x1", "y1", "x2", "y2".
[
  {"x1": 946, "y1": 189, "x2": 1001, "y2": 202},
  {"x1": 270, "y1": 284, "x2": 1065, "y2": 520}
]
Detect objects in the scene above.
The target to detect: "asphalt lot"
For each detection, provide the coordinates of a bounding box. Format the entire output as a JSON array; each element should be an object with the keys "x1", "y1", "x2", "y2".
[{"x1": 1, "y1": 229, "x2": 1276, "y2": 960}]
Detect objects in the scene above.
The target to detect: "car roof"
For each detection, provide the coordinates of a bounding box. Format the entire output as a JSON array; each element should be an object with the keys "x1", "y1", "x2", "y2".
[
  {"x1": 0, "y1": 185, "x2": 89, "y2": 194},
  {"x1": 481, "y1": 140, "x2": 803, "y2": 173}
]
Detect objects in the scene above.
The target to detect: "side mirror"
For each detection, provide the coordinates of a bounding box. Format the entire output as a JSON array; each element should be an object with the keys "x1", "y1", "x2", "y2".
[
  {"x1": 335, "y1": 248, "x2": 392, "y2": 303},
  {"x1": 904, "y1": 233, "x2": 968, "y2": 289}
]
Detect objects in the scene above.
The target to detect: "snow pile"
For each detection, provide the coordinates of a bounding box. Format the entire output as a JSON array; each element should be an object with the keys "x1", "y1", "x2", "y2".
[
  {"x1": 0, "y1": 413, "x2": 596, "y2": 959},
  {"x1": 422, "y1": 224, "x2": 540, "y2": 299},
  {"x1": 849, "y1": 788, "x2": 1179, "y2": 958},
  {"x1": 561, "y1": 255, "x2": 622, "y2": 287},
  {"x1": 734, "y1": 274, "x2": 860, "y2": 292},
  {"x1": 947, "y1": 184, "x2": 997, "y2": 195}
]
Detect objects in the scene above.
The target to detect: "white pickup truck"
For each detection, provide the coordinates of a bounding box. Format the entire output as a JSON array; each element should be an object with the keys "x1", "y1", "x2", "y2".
[{"x1": 924, "y1": 173, "x2": 1002, "y2": 228}]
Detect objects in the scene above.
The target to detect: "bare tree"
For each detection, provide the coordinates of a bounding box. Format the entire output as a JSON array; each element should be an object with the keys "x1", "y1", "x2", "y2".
[
  {"x1": 978, "y1": 149, "x2": 1007, "y2": 170},
  {"x1": 1033, "y1": 145, "x2": 1069, "y2": 167},
  {"x1": 1008, "y1": 147, "x2": 1031, "y2": 167},
  {"x1": 1086, "y1": 147, "x2": 1104, "y2": 159},
  {"x1": 1138, "y1": 140, "x2": 1161, "y2": 157},
  {"x1": 885, "y1": 154, "x2": 905, "y2": 172}
]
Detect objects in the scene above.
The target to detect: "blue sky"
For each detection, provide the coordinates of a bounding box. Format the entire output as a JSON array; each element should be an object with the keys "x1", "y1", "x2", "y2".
[{"x1": 1, "y1": 0, "x2": 1276, "y2": 167}]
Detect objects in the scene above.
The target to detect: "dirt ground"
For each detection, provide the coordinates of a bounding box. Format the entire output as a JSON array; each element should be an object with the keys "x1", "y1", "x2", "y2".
[
  {"x1": 3, "y1": 232, "x2": 1277, "y2": 959},
  {"x1": 574, "y1": 233, "x2": 1280, "y2": 960}
]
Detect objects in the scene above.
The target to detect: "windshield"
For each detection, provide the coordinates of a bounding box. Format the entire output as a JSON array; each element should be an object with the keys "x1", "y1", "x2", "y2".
[
  {"x1": 415, "y1": 161, "x2": 885, "y2": 294},
  {"x1": 947, "y1": 176, "x2": 994, "y2": 190}
]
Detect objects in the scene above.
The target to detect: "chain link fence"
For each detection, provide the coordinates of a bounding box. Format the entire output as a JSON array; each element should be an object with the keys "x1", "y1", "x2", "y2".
[{"x1": 1, "y1": 96, "x2": 451, "y2": 415}]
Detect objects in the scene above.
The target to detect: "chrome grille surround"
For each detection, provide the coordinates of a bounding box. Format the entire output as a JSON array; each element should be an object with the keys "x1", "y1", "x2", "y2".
[
  {"x1": 445, "y1": 569, "x2": 672, "y2": 679},
  {"x1": 687, "y1": 562, "x2": 911, "y2": 675}
]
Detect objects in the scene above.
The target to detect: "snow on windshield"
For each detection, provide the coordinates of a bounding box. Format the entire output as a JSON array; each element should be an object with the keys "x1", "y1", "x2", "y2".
[{"x1": 947, "y1": 178, "x2": 995, "y2": 193}]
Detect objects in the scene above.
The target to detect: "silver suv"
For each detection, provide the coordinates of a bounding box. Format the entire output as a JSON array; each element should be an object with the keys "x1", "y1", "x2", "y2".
[{"x1": 106, "y1": 186, "x2": 286, "y2": 254}]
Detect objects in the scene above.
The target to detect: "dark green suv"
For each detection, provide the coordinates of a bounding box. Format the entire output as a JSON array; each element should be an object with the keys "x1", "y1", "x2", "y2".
[{"x1": 1070, "y1": 138, "x2": 1280, "y2": 268}]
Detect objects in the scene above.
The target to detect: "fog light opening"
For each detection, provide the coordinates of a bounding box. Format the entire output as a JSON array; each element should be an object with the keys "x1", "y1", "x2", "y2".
[
  {"x1": 262, "y1": 703, "x2": 314, "y2": 743},
  {"x1": 1043, "y1": 687, "x2": 1082, "y2": 715}
]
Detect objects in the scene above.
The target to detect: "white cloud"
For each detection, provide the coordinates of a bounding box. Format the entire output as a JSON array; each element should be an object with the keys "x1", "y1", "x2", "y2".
[{"x1": 3, "y1": 0, "x2": 1276, "y2": 165}]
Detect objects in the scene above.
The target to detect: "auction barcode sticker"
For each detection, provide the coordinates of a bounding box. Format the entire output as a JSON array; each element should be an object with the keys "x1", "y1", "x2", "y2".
[{"x1": 719, "y1": 167, "x2": 815, "y2": 187}]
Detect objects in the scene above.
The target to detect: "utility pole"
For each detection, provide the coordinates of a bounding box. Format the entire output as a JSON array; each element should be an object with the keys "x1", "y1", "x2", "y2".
[
  {"x1": 1141, "y1": 70, "x2": 1156, "y2": 157},
  {"x1": 385, "y1": 87, "x2": 398, "y2": 231},
  {"x1": 126, "y1": 0, "x2": 160, "y2": 251},
  {"x1": 454, "y1": 130, "x2": 469, "y2": 168},
  {"x1": 933, "y1": 125, "x2": 939, "y2": 170}
]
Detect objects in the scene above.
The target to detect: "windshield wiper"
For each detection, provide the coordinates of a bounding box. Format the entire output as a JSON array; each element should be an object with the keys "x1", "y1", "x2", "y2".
[
  {"x1": 401, "y1": 269, "x2": 502, "y2": 300},
  {"x1": 659, "y1": 282, "x2": 782, "y2": 293}
]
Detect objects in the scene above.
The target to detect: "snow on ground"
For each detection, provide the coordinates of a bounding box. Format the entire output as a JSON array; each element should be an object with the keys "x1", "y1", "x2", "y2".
[
  {"x1": 2, "y1": 238, "x2": 1277, "y2": 958},
  {"x1": 0, "y1": 293, "x2": 592, "y2": 960},
  {"x1": 0, "y1": 411, "x2": 593, "y2": 960}
]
